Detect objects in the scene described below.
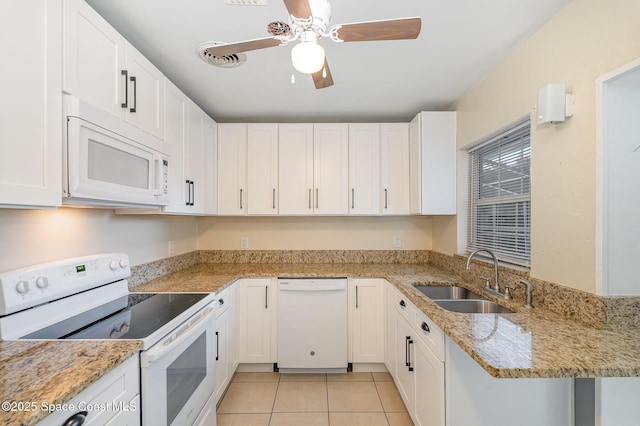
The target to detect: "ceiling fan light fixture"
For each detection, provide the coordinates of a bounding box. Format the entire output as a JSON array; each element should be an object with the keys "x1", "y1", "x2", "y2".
[{"x1": 291, "y1": 41, "x2": 325, "y2": 74}]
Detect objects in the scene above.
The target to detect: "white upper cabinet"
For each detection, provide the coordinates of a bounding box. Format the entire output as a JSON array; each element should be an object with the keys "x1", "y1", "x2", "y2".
[
  {"x1": 63, "y1": 0, "x2": 164, "y2": 139},
  {"x1": 247, "y1": 124, "x2": 279, "y2": 215},
  {"x1": 217, "y1": 123, "x2": 247, "y2": 215},
  {"x1": 204, "y1": 116, "x2": 218, "y2": 215},
  {"x1": 380, "y1": 123, "x2": 411, "y2": 215},
  {"x1": 348, "y1": 124, "x2": 380, "y2": 215},
  {"x1": 278, "y1": 124, "x2": 314, "y2": 215},
  {"x1": 163, "y1": 80, "x2": 214, "y2": 214},
  {"x1": 1, "y1": 1, "x2": 62, "y2": 208},
  {"x1": 409, "y1": 112, "x2": 457, "y2": 215},
  {"x1": 313, "y1": 124, "x2": 349, "y2": 215}
]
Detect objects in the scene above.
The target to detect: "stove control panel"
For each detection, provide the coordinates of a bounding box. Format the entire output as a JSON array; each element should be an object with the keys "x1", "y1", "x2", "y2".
[{"x1": 0, "y1": 253, "x2": 131, "y2": 316}]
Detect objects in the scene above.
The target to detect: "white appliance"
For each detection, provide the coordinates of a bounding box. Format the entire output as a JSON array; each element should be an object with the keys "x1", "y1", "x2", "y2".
[
  {"x1": 63, "y1": 95, "x2": 170, "y2": 208},
  {"x1": 277, "y1": 278, "x2": 348, "y2": 373},
  {"x1": 0, "y1": 254, "x2": 217, "y2": 426}
]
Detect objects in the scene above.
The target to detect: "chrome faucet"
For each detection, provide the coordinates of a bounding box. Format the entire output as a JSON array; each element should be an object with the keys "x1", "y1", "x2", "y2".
[
  {"x1": 466, "y1": 249, "x2": 510, "y2": 300},
  {"x1": 518, "y1": 279, "x2": 534, "y2": 308}
]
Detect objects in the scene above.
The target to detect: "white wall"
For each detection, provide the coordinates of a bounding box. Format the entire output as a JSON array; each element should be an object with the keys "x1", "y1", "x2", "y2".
[
  {"x1": 0, "y1": 208, "x2": 198, "y2": 271},
  {"x1": 198, "y1": 216, "x2": 433, "y2": 251},
  {"x1": 433, "y1": 0, "x2": 640, "y2": 293}
]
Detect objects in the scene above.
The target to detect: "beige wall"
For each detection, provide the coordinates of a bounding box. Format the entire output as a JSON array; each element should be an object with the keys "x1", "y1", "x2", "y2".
[
  {"x1": 0, "y1": 208, "x2": 198, "y2": 271},
  {"x1": 432, "y1": 0, "x2": 640, "y2": 293},
  {"x1": 198, "y1": 216, "x2": 433, "y2": 251}
]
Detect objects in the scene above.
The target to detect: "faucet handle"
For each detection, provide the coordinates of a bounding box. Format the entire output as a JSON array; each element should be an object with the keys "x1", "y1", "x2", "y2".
[
  {"x1": 479, "y1": 276, "x2": 491, "y2": 289},
  {"x1": 504, "y1": 284, "x2": 515, "y2": 300}
]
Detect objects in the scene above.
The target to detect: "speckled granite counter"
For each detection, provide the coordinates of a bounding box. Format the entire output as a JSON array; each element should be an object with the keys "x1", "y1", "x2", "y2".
[
  {"x1": 0, "y1": 340, "x2": 142, "y2": 426},
  {"x1": 133, "y1": 262, "x2": 640, "y2": 379}
]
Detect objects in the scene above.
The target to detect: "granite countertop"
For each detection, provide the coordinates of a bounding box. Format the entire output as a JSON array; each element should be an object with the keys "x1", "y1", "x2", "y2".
[
  {"x1": 0, "y1": 340, "x2": 142, "y2": 426},
  {"x1": 134, "y1": 262, "x2": 640, "y2": 379}
]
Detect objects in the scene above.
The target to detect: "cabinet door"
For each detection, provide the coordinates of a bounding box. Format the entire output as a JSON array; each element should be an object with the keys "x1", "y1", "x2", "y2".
[
  {"x1": 163, "y1": 79, "x2": 189, "y2": 213},
  {"x1": 218, "y1": 123, "x2": 247, "y2": 215},
  {"x1": 186, "y1": 101, "x2": 206, "y2": 213},
  {"x1": 380, "y1": 123, "x2": 410, "y2": 215},
  {"x1": 395, "y1": 315, "x2": 416, "y2": 414},
  {"x1": 1, "y1": 1, "x2": 62, "y2": 208},
  {"x1": 350, "y1": 279, "x2": 385, "y2": 363},
  {"x1": 247, "y1": 124, "x2": 279, "y2": 215},
  {"x1": 384, "y1": 284, "x2": 398, "y2": 376},
  {"x1": 227, "y1": 283, "x2": 239, "y2": 373},
  {"x1": 409, "y1": 115, "x2": 422, "y2": 214},
  {"x1": 238, "y1": 279, "x2": 275, "y2": 363},
  {"x1": 63, "y1": 0, "x2": 127, "y2": 118},
  {"x1": 204, "y1": 117, "x2": 218, "y2": 215},
  {"x1": 125, "y1": 44, "x2": 165, "y2": 139},
  {"x1": 414, "y1": 338, "x2": 445, "y2": 426},
  {"x1": 313, "y1": 124, "x2": 349, "y2": 215},
  {"x1": 348, "y1": 124, "x2": 380, "y2": 215},
  {"x1": 278, "y1": 124, "x2": 314, "y2": 215},
  {"x1": 417, "y1": 112, "x2": 457, "y2": 215},
  {"x1": 214, "y1": 308, "x2": 229, "y2": 404}
]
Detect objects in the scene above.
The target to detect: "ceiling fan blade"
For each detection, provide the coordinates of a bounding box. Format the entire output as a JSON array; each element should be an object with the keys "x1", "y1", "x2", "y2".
[
  {"x1": 203, "y1": 37, "x2": 283, "y2": 57},
  {"x1": 332, "y1": 17, "x2": 421, "y2": 42},
  {"x1": 311, "y1": 59, "x2": 334, "y2": 89},
  {"x1": 282, "y1": 0, "x2": 312, "y2": 19}
]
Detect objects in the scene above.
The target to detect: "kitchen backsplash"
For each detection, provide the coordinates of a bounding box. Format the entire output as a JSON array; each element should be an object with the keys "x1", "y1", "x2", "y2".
[{"x1": 130, "y1": 249, "x2": 639, "y2": 332}]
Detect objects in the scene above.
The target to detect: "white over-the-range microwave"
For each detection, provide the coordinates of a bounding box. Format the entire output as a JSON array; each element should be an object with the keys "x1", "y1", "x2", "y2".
[{"x1": 63, "y1": 95, "x2": 170, "y2": 208}]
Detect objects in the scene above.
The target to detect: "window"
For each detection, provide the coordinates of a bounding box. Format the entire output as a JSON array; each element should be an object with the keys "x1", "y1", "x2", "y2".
[{"x1": 467, "y1": 118, "x2": 531, "y2": 266}]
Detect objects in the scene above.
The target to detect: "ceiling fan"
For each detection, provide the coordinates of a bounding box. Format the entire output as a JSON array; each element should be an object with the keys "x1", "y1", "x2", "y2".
[{"x1": 202, "y1": 0, "x2": 421, "y2": 89}]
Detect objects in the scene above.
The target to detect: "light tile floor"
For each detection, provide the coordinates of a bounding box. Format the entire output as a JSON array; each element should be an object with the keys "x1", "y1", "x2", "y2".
[{"x1": 217, "y1": 371, "x2": 414, "y2": 426}]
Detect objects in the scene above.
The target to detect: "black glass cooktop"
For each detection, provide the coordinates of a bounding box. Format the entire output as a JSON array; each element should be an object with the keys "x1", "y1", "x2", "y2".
[{"x1": 22, "y1": 293, "x2": 209, "y2": 340}]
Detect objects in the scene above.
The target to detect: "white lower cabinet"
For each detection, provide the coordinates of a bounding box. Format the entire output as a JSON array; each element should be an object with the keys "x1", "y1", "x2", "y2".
[
  {"x1": 38, "y1": 356, "x2": 140, "y2": 426},
  {"x1": 385, "y1": 282, "x2": 572, "y2": 426},
  {"x1": 237, "y1": 278, "x2": 276, "y2": 365},
  {"x1": 213, "y1": 285, "x2": 238, "y2": 405},
  {"x1": 349, "y1": 278, "x2": 385, "y2": 364}
]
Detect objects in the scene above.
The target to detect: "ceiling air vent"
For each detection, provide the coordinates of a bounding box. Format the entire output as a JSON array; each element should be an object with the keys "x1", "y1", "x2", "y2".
[
  {"x1": 224, "y1": 0, "x2": 267, "y2": 5},
  {"x1": 197, "y1": 42, "x2": 247, "y2": 68}
]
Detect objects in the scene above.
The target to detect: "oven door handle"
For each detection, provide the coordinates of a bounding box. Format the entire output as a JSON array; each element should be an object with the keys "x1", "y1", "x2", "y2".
[{"x1": 141, "y1": 303, "x2": 216, "y2": 366}]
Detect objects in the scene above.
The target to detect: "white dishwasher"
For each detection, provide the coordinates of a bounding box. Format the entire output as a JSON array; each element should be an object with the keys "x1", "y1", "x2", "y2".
[{"x1": 277, "y1": 278, "x2": 348, "y2": 373}]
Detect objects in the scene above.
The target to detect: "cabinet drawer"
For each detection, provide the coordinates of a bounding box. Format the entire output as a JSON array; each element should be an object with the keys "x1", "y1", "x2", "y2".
[
  {"x1": 215, "y1": 286, "x2": 231, "y2": 318},
  {"x1": 394, "y1": 290, "x2": 414, "y2": 325},
  {"x1": 413, "y1": 309, "x2": 445, "y2": 362}
]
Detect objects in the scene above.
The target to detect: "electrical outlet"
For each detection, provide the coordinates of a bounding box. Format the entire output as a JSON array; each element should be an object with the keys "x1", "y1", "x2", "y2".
[
  {"x1": 168, "y1": 240, "x2": 175, "y2": 255},
  {"x1": 393, "y1": 236, "x2": 402, "y2": 248},
  {"x1": 240, "y1": 237, "x2": 249, "y2": 250}
]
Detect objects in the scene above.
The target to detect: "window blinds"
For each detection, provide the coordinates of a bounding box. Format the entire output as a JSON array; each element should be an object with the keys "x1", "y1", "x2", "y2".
[{"x1": 467, "y1": 120, "x2": 531, "y2": 266}]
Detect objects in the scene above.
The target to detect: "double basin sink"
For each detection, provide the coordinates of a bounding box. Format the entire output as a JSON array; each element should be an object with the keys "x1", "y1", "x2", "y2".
[{"x1": 415, "y1": 285, "x2": 514, "y2": 314}]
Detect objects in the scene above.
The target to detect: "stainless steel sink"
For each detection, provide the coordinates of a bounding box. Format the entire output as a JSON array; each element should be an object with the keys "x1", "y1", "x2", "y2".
[
  {"x1": 414, "y1": 285, "x2": 484, "y2": 300},
  {"x1": 434, "y1": 299, "x2": 514, "y2": 314}
]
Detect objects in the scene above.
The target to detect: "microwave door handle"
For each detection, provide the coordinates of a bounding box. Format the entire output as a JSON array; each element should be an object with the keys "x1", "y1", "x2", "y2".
[
  {"x1": 153, "y1": 155, "x2": 164, "y2": 196},
  {"x1": 142, "y1": 304, "x2": 215, "y2": 365}
]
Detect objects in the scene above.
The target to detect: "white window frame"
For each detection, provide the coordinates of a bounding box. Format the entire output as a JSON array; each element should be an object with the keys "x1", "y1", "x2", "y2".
[{"x1": 466, "y1": 116, "x2": 531, "y2": 267}]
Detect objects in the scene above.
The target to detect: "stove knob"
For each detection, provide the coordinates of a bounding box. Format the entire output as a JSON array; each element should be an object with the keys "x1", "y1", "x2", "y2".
[
  {"x1": 35, "y1": 276, "x2": 49, "y2": 289},
  {"x1": 110, "y1": 328, "x2": 121, "y2": 339},
  {"x1": 119, "y1": 323, "x2": 130, "y2": 334},
  {"x1": 15, "y1": 280, "x2": 30, "y2": 294},
  {"x1": 119, "y1": 259, "x2": 128, "y2": 268},
  {"x1": 109, "y1": 260, "x2": 119, "y2": 271}
]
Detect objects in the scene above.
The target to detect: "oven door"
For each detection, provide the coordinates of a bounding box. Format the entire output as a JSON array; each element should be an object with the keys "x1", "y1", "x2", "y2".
[
  {"x1": 140, "y1": 303, "x2": 216, "y2": 426},
  {"x1": 64, "y1": 115, "x2": 169, "y2": 207}
]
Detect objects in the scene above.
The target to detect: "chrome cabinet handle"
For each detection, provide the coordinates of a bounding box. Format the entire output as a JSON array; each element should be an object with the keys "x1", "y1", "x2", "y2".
[
  {"x1": 190, "y1": 181, "x2": 195, "y2": 206},
  {"x1": 185, "y1": 180, "x2": 191, "y2": 206},
  {"x1": 315, "y1": 188, "x2": 319, "y2": 209},
  {"x1": 265, "y1": 286, "x2": 268, "y2": 309},
  {"x1": 61, "y1": 411, "x2": 88, "y2": 426},
  {"x1": 129, "y1": 75, "x2": 137, "y2": 113},
  {"x1": 405, "y1": 336, "x2": 411, "y2": 367},
  {"x1": 407, "y1": 339, "x2": 414, "y2": 371},
  {"x1": 121, "y1": 70, "x2": 128, "y2": 108},
  {"x1": 215, "y1": 331, "x2": 219, "y2": 361},
  {"x1": 240, "y1": 189, "x2": 243, "y2": 209},
  {"x1": 272, "y1": 188, "x2": 276, "y2": 209},
  {"x1": 355, "y1": 285, "x2": 359, "y2": 309},
  {"x1": 351, "y1": 188, "x2": 355, "y2": 209},
  {"x1": 384, "y1": 188, "x2": 388, "y2": 209},
  {"x1": 308, "y1": 188, "x2": 312, "y2": 209}
]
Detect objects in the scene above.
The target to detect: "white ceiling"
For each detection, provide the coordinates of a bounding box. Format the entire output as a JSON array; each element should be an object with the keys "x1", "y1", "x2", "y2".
[{"x1": 85, "y1": 0, "x2": 572, "y2": 123}]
